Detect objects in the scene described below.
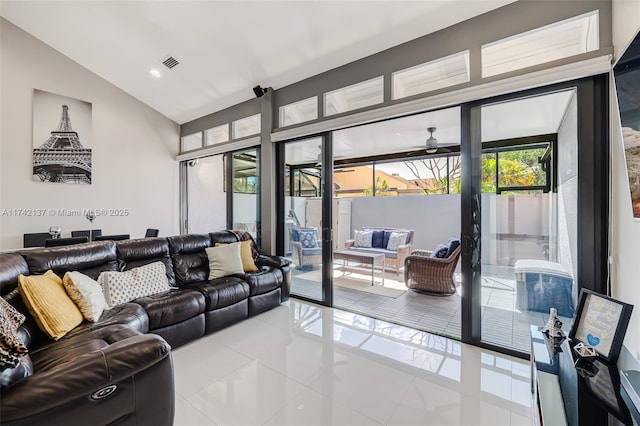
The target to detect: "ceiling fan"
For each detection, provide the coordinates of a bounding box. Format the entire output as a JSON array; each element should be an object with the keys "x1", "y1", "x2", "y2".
[
  {"x1": 425, "y1": 126, "x2": 439, "y2": 154},
  {"x1": 408, "y1": 126, "x2": 459, "y2": 154}
]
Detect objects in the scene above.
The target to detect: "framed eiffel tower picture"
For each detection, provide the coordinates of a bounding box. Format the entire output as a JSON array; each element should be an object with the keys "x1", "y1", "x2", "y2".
[{"x1": 32, "y1": 89, "x2": 92, "y2": 184}]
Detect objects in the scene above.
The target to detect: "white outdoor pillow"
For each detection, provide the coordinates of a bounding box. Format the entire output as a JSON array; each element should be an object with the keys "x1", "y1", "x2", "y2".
[
  {"x1": 63, "y1": 271, "x2": 106, "y2": 322},
  {"x1": 387, "y1": 232, "x2": 409, "y2": 251},
  {"x1": 98, "y1": 262, "x2": 170, "y2": 309},
  {"x1": 206, "y1": 243, "x2": 245, "y2": 280},
  {"x1": 354, "y1": 230, "x2": 373, "y2": 248}
]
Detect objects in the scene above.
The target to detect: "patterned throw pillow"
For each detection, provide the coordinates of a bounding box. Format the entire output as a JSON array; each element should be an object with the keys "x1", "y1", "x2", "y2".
[
  {"x1": 386, "y1": 232, "x2": 409, "y2": 251},
  {"x1": 63, "y1": 271, "x2": 106, "y2": 322},
  {"x1": 297, "y1": 229, "x2": 318, "y2": 248},
  {"x1": 354, "y1": 230, "x2": 373, "y2": 248},
  {"x1": 98, "y1": 262, "x2": 171, "y2": 309},
  {"x1": 18, "y1": 270, "x2": 83, "y2": 340},
  {"x1": 0, "y1": 297, "x2": 27, "y2": 369}
]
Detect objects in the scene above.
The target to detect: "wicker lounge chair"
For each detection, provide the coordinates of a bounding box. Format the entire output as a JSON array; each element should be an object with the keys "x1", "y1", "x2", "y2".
[
  {"x1": 290, "y1": 227, "x2": 322, "y2": 270},
  {"x1": 404, "y1": 245, "x2": 461, "y2": 296}
]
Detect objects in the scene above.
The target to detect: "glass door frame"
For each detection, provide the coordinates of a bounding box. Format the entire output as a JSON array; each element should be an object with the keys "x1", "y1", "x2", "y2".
[
  {"x1": 460, "y1": 75, "x2": 610, "y2": 357},
  {"x1": 276, "y1": 132, "x2": 334, "y2": 307}
]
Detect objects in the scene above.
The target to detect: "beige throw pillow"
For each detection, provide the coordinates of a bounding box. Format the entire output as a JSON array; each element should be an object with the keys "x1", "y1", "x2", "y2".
[
  {"x1": 63, "y1": 271, "x2": 106, "y2": 322},
  {"x1": 206, "y1": 243, "x2": 244, "y2": 280}
]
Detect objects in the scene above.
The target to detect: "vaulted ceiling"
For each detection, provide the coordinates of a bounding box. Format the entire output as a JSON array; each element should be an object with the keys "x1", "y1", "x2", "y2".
[{"x1": 1, "y1": 0, "x2": 516, "y2": 124}]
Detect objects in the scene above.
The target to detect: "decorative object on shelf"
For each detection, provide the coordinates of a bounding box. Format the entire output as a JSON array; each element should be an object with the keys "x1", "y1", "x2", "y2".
[
  {"x1": 543, "y1": 307, "x2": 565, "y2": 338},
  {"x1": 569, "y1": 289, "x2": 634, "y2": 363},
  {"x1": 48, "y1": 226, "x2": 61, "y2": 239},
  {"x1": 85, "y1": 210, "x2": 96, "y2": 241},
  {"x1": 573, "y1": 341, "x2": 599, "y2": 378},
  {"x1": 574, "y1": 341, "x2": 597, "y2": 359}
]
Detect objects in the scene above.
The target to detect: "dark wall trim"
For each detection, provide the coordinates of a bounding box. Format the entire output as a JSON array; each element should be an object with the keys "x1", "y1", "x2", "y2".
[
  {"x1": 181, "y1": 97, "x2": 261, "y2": 137},
  {"x1": 577, "y1": 75, "x2": 610, "y2": 295}
]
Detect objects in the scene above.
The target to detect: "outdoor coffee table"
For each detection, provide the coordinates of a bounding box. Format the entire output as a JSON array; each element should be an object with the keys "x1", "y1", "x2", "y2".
[{"x1": 333, "y1": 249, "x2": 385, "y2": 286}]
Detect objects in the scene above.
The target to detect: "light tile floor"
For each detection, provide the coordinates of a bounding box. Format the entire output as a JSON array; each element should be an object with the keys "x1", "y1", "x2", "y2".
[{"x1": 173, "y1": 300, "x2": 532, "y2": 425}]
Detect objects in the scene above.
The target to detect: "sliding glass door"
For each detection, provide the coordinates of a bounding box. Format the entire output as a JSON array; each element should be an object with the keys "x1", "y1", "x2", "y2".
[
  {"x1": 278, "y1": 135, "x2": 333, "y2": 305},
  {"x1": 463, "y1": 77, "x2": 608, "y2": 356},
  {"x1": 184, "y1": 147, "x2": 261, "y2": 240}
]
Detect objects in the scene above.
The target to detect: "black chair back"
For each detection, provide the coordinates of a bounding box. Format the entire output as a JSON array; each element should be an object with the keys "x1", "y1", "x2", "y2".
[
  {"x1": 45, "y1": 237, "x2": 89, "y2": 247},
  {"x1": 95, "y1": 234, "x2": 130, "y2": 241},
  {"x1": 71, "y1": 229, "x2": 103, "y2": 241},
  {"x1": 23, "y1": 232, "x2": 51, "y2": 248},
  {"x1": 145, "y1": 229, "x2": 159, "y2": 238}
]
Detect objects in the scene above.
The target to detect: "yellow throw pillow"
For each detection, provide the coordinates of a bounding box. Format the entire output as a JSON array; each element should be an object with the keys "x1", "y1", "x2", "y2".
[
  {"x1": 18, "y1": 270, "x2": 83, "y2": 340},
  {"x1": 215, "y1": 240, "x2": 258, "y2": 273}
]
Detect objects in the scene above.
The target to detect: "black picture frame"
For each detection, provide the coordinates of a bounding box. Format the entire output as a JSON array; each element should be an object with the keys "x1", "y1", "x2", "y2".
[{"x1": 569, "y1": 289, "x2": 633, "y2": 363}]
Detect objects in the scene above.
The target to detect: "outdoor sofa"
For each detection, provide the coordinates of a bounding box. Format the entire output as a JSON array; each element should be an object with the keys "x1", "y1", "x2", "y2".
[{"x1": 344, "y1": 227, "x2": 414, "y2": 275}]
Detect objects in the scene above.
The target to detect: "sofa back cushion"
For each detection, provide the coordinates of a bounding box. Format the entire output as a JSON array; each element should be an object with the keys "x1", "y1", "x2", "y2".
[
  {"x1": 21, "y1": 241, "x2": 118, "y2": 280},
  {"x1": 168, "y1": 234, "x2": 212, "y2": 286},
  {"x1": 116, "y1": 238, "x2": 176, "y2": 286},
  {"x1": 0, "y1": 254, "x2": 29, "y2": 297},
  {"x1": 222, "y1": 230, "x2": 260, "y2": 258}
]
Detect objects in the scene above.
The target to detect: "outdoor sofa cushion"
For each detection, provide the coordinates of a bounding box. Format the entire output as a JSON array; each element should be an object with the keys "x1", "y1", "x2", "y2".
[{"x1": 349, "y1": 247, "x2": 397, "y2": 259}]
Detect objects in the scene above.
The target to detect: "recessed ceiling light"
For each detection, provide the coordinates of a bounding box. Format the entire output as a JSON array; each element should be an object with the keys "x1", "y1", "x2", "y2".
[{"x1": 150, "y1": 68, "x2": 162, "y2": 78}]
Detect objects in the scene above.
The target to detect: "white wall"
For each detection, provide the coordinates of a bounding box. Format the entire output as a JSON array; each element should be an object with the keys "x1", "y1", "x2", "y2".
[
  {"x1": 0, "y1": 19, "x2": 180, "y2": 249},
  {"x1": 350, "y1": 195, "x2": 461, "y2": 251},
  {"x1": 611, "y1": 0, "x2": 640, "y2": 362}
]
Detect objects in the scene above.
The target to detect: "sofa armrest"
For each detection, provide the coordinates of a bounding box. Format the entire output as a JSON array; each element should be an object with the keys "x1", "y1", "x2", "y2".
[
  {"x1": 1, "y1": 333, "x2": 172, "y2": 422},
  {"x1": 255, "y1": 254, "x2": 291, "y2": 269},
  {"x1": 344, "y1": 239, "x2": 355, "y2": 249},
  {"x1": 397, "y1": 244, "x2": 411, "y2": 257},
  {"x1": 410, "y1": 249, "x2": 433, "y2": 258}
]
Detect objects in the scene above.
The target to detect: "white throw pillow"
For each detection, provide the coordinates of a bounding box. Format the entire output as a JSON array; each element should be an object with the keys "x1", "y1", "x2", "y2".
[
  {"x1": 63, "y1": 271, "x2": 106, "y2": 322},
  {"x1": 98, "y1": 262, "x2": 170, "y2": 309},
  {"x1": 354, "y1": 230, "x2": 373, "y2": 248},
  {"x1": 206, "y1": 243, "x2": 245, "y2": 280},
  {"x1": 386, "y1": 232, "x2": 409, "y2": 251}
]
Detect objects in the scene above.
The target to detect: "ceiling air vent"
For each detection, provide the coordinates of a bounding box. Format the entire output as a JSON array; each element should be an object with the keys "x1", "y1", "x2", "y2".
[{"x1": 162, "y1": 56, "x2": 179, "y2": 69}]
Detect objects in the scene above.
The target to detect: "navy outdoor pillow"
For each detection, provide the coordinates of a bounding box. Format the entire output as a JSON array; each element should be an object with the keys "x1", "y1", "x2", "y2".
[
  {"x1": 431, "y1": 244, "x2": 449, "y2": 258},
  {"x1": 446, "y1": 238, "x2": 461, "y2": 257},
  {"x1": 371, "y1": 230, "x2": 384, "y2": 248},
  {"x1": 383, "y1": 231, "x2": 393, "y2": 248}
]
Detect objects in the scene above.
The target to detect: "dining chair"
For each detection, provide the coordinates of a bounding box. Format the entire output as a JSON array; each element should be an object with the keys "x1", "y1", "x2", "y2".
[
  {"x1": 95, "y1": 234, "x2": 130, "y2": 241},
  {"x1": 71, "y1": 229, "x2": 103, "y2": 241},
  {"x1": 145, "y1": 229, "x2": 159, "y2": 238},
  {"x1": 23, "y1": 232, "x2": 51, "y2": 248},
  {"x1": 44, "y1": 237, "x2": 89, "y2": 247}
]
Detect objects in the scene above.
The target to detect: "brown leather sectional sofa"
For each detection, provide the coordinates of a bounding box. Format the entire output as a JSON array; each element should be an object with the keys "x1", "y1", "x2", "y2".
[{"x1": 0, "y1": 231, "x2": 291, "y2": 426}]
